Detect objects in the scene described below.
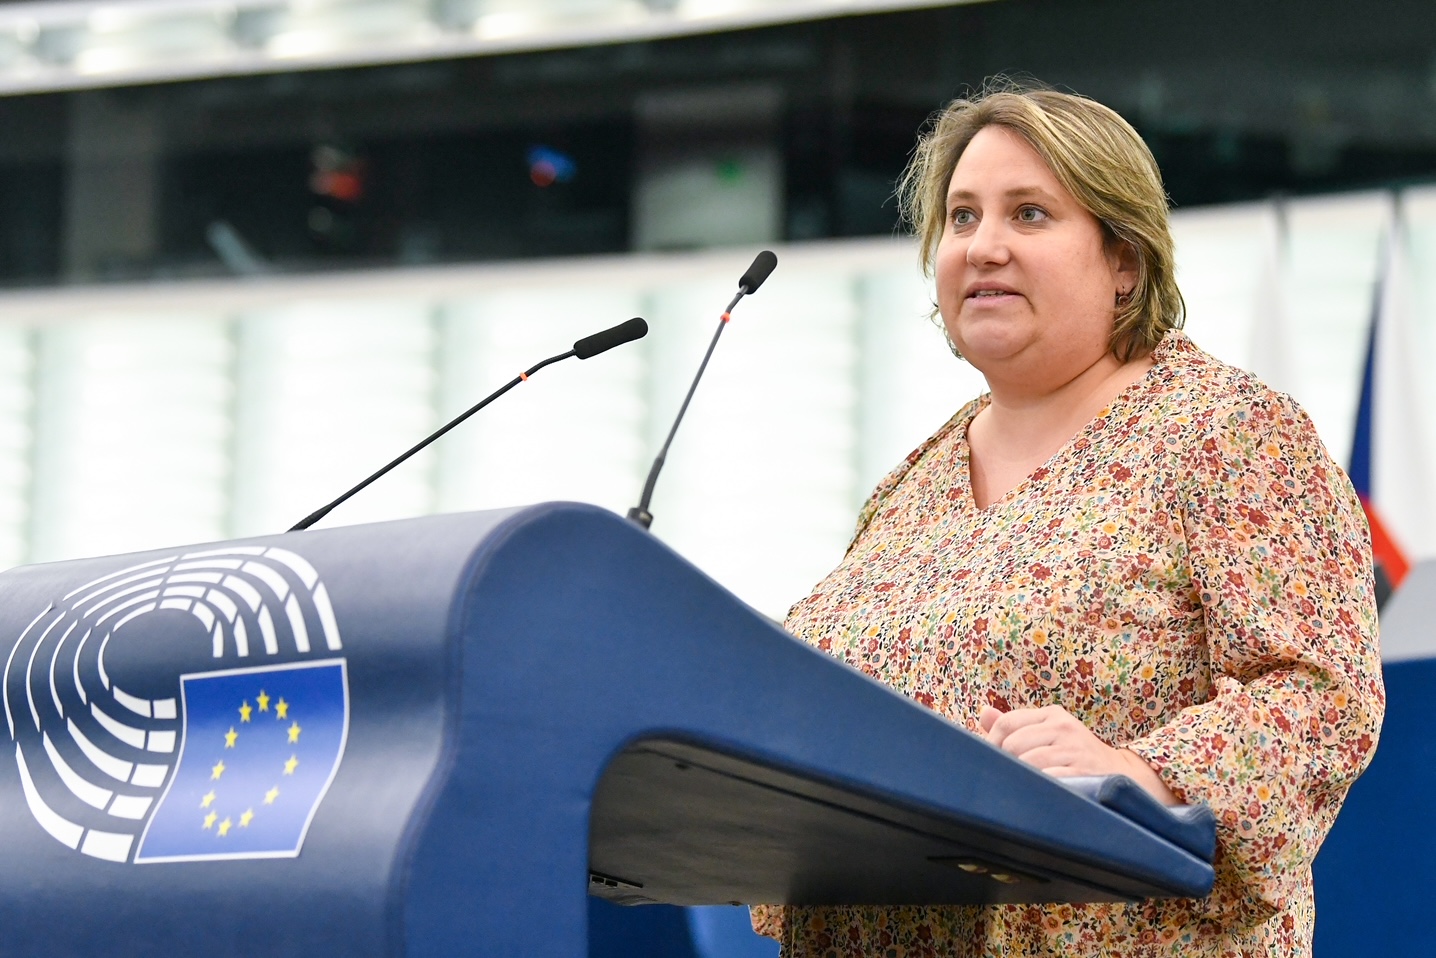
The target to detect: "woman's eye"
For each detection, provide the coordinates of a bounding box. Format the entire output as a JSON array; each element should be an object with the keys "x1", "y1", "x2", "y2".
[
  {"x1": 951, "y1": 209, "x2": 976, "y2": 227},
  {"x1": 1017, "y1": 206, "x2": 1048, "y2": 223}
]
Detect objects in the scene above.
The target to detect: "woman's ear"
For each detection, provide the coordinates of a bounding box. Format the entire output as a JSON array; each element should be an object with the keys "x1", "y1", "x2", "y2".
[{"x1": 1111, "y1": 239, "x2": 1140, "y2": 295}]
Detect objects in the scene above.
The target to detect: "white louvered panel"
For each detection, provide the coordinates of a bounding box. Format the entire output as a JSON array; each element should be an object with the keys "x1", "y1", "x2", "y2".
[
  {"x1": 434, "y1": 287, "x2": 646, "y2": 516},
  {"x1": 0, "y1": 210, "x2": 1425, "y2": 577},
  {"x1": 28, "y1": 316, "x2": 232, "y2": 562},
  {"x1": 1281, "y1": 192, "x2": 1389, "y2": 462},
  {"x1": 645, "y1": 267, "x2": 860, "y2": 619},
  {"x1": 229, "y1": 301, "x2": 436, "y2": 535},
  {"x1": 854, "y1": 267, "x2": 987, "y2": 505},
  {"x1": 0, "y1": 325, "x2": 33, "y2": 569},
  {"x1": 1401, "y1": 187, "x2": 1436, "y2": 488},
  {"x1": 1169, "y1": 202, "x2": 1269, "y2": 371}
]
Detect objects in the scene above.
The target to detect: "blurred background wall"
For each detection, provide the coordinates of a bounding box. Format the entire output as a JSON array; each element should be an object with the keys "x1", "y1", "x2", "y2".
[
  {"x1": 3, "y1": 196, "x2": 1435, "y2": 620},
  {"x1": 0, "y1": 1, "x2": 1433, "y2": 952}
]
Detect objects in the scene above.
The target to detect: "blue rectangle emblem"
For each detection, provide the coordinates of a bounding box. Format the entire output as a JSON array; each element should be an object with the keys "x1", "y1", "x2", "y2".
[{"x1": 135, "y1": 659, "x2": 348, "y2": 863}]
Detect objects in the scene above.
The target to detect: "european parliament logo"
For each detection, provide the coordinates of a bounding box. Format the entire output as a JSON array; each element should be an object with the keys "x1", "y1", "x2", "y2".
[{"x1": 3, "y1": 545, "x2": 349, "y2": 864}]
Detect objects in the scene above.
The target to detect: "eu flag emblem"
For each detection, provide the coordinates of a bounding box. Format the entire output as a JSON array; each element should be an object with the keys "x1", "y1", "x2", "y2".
[{"x1": 135, "y1": 659, "x2": 348, "y2": 863}]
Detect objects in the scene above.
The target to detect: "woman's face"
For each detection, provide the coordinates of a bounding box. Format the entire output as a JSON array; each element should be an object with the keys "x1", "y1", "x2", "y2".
[{"x1": 934, "y1": 125, "x2": 1132, "y2": 387}]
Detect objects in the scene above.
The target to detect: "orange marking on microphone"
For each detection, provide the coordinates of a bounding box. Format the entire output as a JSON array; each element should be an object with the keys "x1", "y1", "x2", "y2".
[
  {"x1": 720, "y1": 312, "x2": 732, "y2": 323},
  {"x1": 519, "y1": 372, "x2": 529, "y2": 381}
]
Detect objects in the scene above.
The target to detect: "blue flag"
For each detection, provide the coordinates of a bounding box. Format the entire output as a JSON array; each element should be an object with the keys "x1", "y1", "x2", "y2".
[{"x1": 135, "y1": 659, "x2": 348, "y2": 863}]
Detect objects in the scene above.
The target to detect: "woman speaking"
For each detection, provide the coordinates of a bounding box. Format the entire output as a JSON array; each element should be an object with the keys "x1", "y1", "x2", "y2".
[{"x1": 753, "y1": 83, "x2": 1384, "y2": 956}]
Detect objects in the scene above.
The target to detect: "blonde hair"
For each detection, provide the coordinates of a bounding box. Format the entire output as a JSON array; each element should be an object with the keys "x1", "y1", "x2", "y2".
[{"x1": 898, "y1": 81, "x2": 1185, "y2": 360}]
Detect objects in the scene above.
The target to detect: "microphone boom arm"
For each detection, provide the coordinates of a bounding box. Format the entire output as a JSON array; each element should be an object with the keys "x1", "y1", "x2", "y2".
[
  {"x1": 288, "y1": 315, "x2": 647, "y2": 532},
  {"x1": 627, "y1": 286, "x2": 749, "y2": 529},
  {"x1": 289, "y1": 349, "x2": 575, "y2": 532}
]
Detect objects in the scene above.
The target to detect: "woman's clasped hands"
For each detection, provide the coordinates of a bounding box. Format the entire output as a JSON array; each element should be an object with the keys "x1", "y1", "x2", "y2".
[{"x1": 979, "y1": 704, "x2": 1181, "y2": 806}]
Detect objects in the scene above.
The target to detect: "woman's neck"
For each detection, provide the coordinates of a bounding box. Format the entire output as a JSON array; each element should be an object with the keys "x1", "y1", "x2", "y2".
[{"x1": 967, "y1": 351, "x2": 1154, "y2": 509}]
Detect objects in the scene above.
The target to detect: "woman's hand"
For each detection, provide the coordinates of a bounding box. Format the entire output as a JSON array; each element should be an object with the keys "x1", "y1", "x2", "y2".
[{"x1": 979, "y1": 704, "x2": 1181, "y2": 806}]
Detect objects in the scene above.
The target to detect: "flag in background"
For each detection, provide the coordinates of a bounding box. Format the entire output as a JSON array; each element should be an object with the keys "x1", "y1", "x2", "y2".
[
  {"x1": 1351, "y1": 315, "x2": 1410, "y2": 607},
  {"x1": 1349, "y1": 200, "x2": 1433, "y2": 607}
]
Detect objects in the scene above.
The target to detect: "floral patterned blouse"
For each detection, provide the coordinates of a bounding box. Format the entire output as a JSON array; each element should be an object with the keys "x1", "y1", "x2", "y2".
[{"x1": 752, "y1": 331, "x2": 1384, "y2": 957}]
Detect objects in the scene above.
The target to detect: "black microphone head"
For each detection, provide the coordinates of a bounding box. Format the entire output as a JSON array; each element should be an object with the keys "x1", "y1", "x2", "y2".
[
  {"x1": 573, "y1": 317, "x2": 648, "y2": 360},
  {"x1": 738, "y1": 250, "x2": 778, "y2": 294}
]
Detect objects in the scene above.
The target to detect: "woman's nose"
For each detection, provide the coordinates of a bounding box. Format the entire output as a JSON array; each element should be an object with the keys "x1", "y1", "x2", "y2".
[{"x1": 965, "y1": 217, "x2": 1010, "y2": 267}]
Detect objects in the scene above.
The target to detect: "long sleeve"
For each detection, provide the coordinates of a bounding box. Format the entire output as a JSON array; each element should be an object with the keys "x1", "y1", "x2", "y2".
[{"x1": 1124, "y1": 390, "x2": 1385, "y2": 928}]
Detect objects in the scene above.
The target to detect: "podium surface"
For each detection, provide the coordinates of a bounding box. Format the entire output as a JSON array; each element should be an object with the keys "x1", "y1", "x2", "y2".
[{"x1": 0, "y1": 503, "x2": 1213, "y2": 956}]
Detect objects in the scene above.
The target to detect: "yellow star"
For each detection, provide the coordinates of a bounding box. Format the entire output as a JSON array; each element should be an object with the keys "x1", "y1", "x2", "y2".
[
  {"x1": 224, "y1": 727, "x2": 238, "y2": 748},
  {"x1": 217, "y1": 817, "x2": 232, "y2": 837},
  {"x1": 239, "y1": 701, "x2": 252, "y2": 723},
  {"x1": 240, "y1": 809, "x2": 254, "y2": 828},
  {"x1": 275, "y1": 698, "x2": 289, "y2": 720},
  {"x1": 211, "y1": 760, "x2": 226, "y2": 780},
  {"x1": 287, "y1": 722, "x2": 301, "y2": 743},
  {"x1": 200, "y1": 790, "x2": 216, "y2": 809},
  {"x1": 264, "y1": 786, "x2": 280, "y2": 804},
  {"x1": 284, "y1": 755, "x2": 299, "y2": 775},
  {"x1": 257, "y1": 690, "x2": 270, "y2": 712},
  {"x1": 203, "y1": 811, "x2": 218, "y2": 829}
]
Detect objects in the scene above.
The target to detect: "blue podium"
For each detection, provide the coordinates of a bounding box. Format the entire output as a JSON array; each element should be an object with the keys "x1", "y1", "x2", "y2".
[{"x1": 0, "y1": 503, "x2": 1214, "y2": 956}]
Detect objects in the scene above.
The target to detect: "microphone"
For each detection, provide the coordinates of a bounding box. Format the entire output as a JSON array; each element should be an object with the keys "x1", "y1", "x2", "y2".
[
  {"x1": 738, "y1": 250, "x2": 777, "y2": 294},
  {"x1": 626, "y1": 250, "x2": 777, "y2": 529},
  {"x1": 574, "y1": 316, "x2": 648, "y2": 359},
  {"x1": 289, "y1": 316, "x2": 649, "y2": 532}
]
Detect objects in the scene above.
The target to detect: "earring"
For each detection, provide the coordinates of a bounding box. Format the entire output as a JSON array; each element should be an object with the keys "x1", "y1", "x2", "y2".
[{"x1": 1116, "y1": 288, "x2": 1133, "y2": 306}]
